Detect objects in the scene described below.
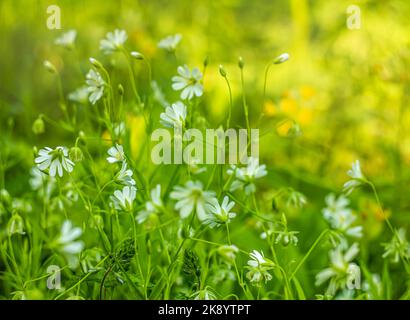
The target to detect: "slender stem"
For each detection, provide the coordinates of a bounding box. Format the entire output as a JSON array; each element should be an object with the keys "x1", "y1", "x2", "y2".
[
  {"x1": 55, "y1": 255, "x2": 109, "y2": 299},
  {"x1": 289, "y1": 229, "x2": 330, "y2": 281},
  {"x1": 223, "y1": 76, "x2": 233, "y2": 129},
  {"x1": 368, "y1": 181, "x2": 395, "y2": 234},
  {"x1": 122, "y1": 48, "x2": 142, "y2": 107},
  {"x1": 240, "y1": 68, "x2": 251, "y2": 138},
  {"x1": 263, "y1": 63, "x2": 273, "y2": 102}
]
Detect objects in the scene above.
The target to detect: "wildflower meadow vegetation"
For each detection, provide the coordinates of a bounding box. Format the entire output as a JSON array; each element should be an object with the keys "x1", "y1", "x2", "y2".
[{"x1": 0, "y1": 1, "x2": 409, "y2": 300}]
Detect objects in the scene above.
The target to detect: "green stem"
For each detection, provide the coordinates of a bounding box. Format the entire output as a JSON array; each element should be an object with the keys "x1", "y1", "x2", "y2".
[
  {"x1": 223, "y1": 76, "x2": 233, "y2": 129},
  {"x1": 240, "y1": 68, "x2": 251, "y2": 138},
  {"x1": 289, "y1": 229, "x2": 330, "y2": 281}
]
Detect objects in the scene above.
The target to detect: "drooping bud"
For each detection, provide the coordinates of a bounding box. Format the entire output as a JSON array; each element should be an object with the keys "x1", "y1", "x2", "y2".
[
  {"x1": 118, "y1": 84, "x2": 124, "y2": 96},
  {"x1": 89, "y1": 57, "x2": 103, "y2": 69},
  {"x1": 273, "y1": 53, "x2": 290, "y2": 64},
  {"x1": 43, "y1": 60, "x2": 57, "y2": 73},
  {"x1": 219, "y1": 64, "x2": 227, "y2": 77},
  {"x1": 69, "y1": 146, "x2": 83, "y2": 162},
  {"x1": 130, "y1": 51, "x2": 144, "y2": 60}
]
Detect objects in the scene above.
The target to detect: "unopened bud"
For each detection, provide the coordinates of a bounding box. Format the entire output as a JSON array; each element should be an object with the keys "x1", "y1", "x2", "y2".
[
  {"x1": 32, "y1": 116, "x2": 45, "y2": 135},
  {"x1": 130, "y1": 51, "x2": 144, "y2": 60},
  {"x1": 69, "y1": 146, "x2": 83, "y2": 162},
  {"x1": 43, "y1": 60, "x2": 57, "y2": 73},
  {"x1": 219, "y1": 64, "x2": 227, "y2": 77},
  {"x1": 273, "y1": 53, "x2": 290, "y2": 64},
  {"x1": 78, "y1": 131, "x2": 86, "y2": 141},
  {"x1": 118, "y1": 84, "x2": 124, "y2": 96},
  {"x1": 89, "y1": 57, "x2": 103, "y2": 69},
  {"x1": 203, "y1": 56, "x2": 209, "y2": 67},
  {"x1": 238, "y1": 56, "x2": 244, "y2": 69}
]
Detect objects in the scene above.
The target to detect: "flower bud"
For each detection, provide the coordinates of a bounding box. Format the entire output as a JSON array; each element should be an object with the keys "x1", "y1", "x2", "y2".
[
  {"x1": 78, "y1": 130, "x2": 86, "y2": 141},
  {"x1": 89, "y1": 57, "x2": 103, "y2": 69},
  {"x1": 69, "y1": 146, "x2": 83, "y2": 162},
  {"x1": 238, "y1": 56, "x2": 244, "y2": 69},
  {"x1": 281, "y1": 234, "x2": 290, "y2": 246},
  {"x1": 118, "y1": 84, "x2": 124, "y2": 96},
  {"x1": 130, "y1": 51, "x2": 144, "y2": 60},
  {"x1": 43, "y1": 60, "x2": 57, "y2": 73},
  {"x1": 273, "y1": 53, "x2": 290, "y2": 64},
  {"x1": 91, "y1": 214, "x2": 104, "y2": 229},
  {"x1": 203, "y1": 56, "x2": 209, "y2": 67},
  {"x1": 32, "y1": 116, "x2": 45, "y2": 135},
  {"x1": 219, "y1": 64, "x2": 227, "y2": 77}
]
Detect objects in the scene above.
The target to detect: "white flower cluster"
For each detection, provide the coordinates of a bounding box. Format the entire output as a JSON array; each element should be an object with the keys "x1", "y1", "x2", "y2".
[
  {"x1": 315, "y1": 161, "x2": 368, "y2": 297},
  {"x1": 322, "y1": 194, "x2": 363, "y2": 239},
  {"x1": 106, "y1": 144, "x2": 137, "y2": 211},
  {"x1": 315, "y1": 243, "x2": 360, "y2": 296}
]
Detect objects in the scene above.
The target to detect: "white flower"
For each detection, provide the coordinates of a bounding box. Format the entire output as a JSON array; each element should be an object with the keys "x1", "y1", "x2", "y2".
[
  {"x1": 57, "y1": 220, "x2": 85, "y2": 268},
  {"x1": 204, "y1": 196, "x2": 236, "y2": 228},
  {"x1": 158, "y1": 34, "x2": 182, "y2": 52},
  {"x1": 246, "y1": 250, "x2": 275, "y2": 285},
  {"x1": 160, "y1": 101, "x2": 187, "y2": 128},
  {"x1": 172, "y1": 65, "x2": 203, "y2": 100},
  {"x1": 322, "y1": 194, "x2": 363, "y2": 238},
  {"x1": 382, "y1": 228, "x2": 410, "y2": 263},
  {"x1": 110, "y1": 186, "x2": 137, "y2": 211},
  {"x1": 85, "y1": 69, "x2": 105, "y2": 104},
  {"x1": 170, "y1": 180, "x2": 215, "y2": 221},
  {"x1": 315, "y1": 243, "x2": 360, "y2": 296},
  {"x1": 137, "y1": 184, "x2": 163, "y2": 224},
  {"x1": 227, "y1": 157, "x2": 267, "y2": 194},
  {"x1": 35, "y1": 146, "x2": 75, "y2": 177},
  {"x1": 343, "y1": 160, "x2": 367, "y2": 195},
  {"x1": 55, "y1": 30, "x2": 77, "y2": 49},
  {"x1": 68, "y1": 86, "x2": 89, "y2": 104},
  {"x1": 116, "y1": 161, "x2": 136, "y2": 186},
  {"x1": 100, "y1": 29, "x2": 127, "y2": 54},
  {"x1": 273, "y1": 52, "x2": 290, "y2": 64},
  {"x1": 107, "y1": 144, "x2": 125, "y2": 163}
]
